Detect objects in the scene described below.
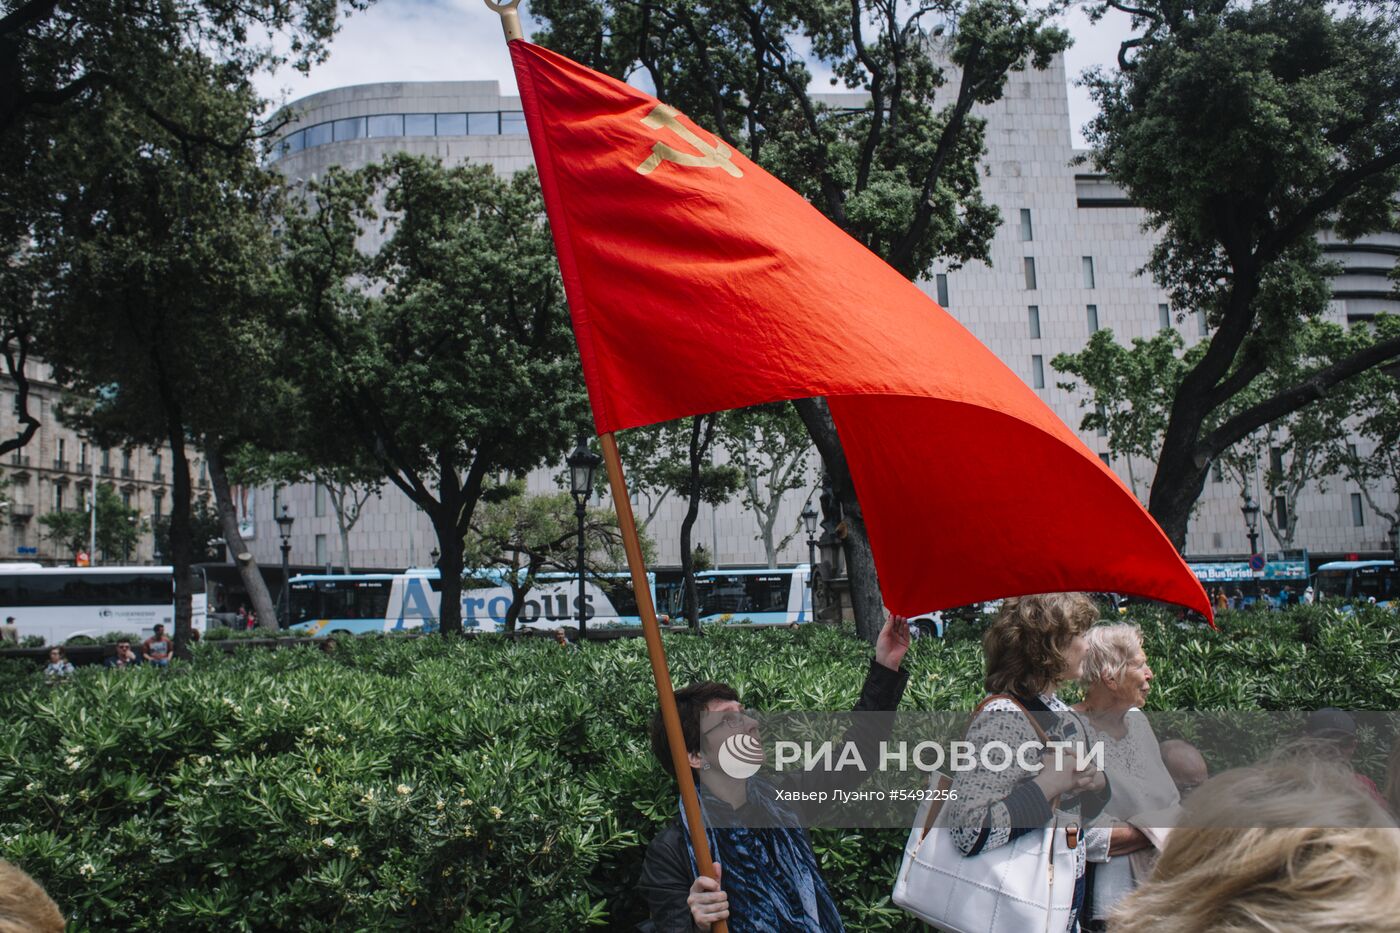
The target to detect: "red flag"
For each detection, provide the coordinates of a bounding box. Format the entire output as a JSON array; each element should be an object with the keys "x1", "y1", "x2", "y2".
[{"x1": 511, "y1": 40, "x2": 1212, "y2": 620}]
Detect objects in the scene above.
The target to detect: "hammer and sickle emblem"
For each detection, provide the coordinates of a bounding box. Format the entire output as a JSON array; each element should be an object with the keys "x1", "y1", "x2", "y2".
[{"x1": 635, "y1": 104, "x2": 743, "y2": 179}]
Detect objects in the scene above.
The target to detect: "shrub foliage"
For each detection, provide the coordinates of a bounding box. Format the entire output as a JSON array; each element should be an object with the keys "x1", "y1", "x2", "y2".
[{"x1": 2, "y1": 605, "x2": 1399, "y2": 930}]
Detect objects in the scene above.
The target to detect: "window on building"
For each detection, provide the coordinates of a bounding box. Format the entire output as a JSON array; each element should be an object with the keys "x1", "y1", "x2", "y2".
[
  {"x1": 1024, "y1": 257, "x2": 1037, "y2": 290},
  {"x1": 1028, "y1": 306, "x2": 1041, "y2": 339},
  {"x1": 1019, "y1": 209, "x2": 1033, "y2": 242},
  {"x1": 1197, "y1": 309, "x2": 1208, "y2": 337},
  {"x1": 1082, "y1": 256, "x2": 1096, "y2": 289},
  {"x1": 436, "y1": 113, "x2": 468, "y2": 136},
  {"x1": 467, "y1": 112, "x2": 499, "y2": 135},
  {"x1": 1351, "y1": 493, "x2": 1365, "y2": 527},
  {"x1": 1270, "y1": 446, "x2": 1284, "y2": 476},
  {"x1": 1095, "y1": 404, "x2": 1108, "y2": 436},
  {"x1": 1273, "y1": 495, "x2": 1288, "y2": 530},
  {"x1": 122, "y1": 450, "x2": 131, "y2": 472},
  {"x1": 56, "y1": 438, "x2": 65, "y2": 463},
  {"x1": 1212, "y1": 460, "x2": 1224, "y2": 483},
  {"x1": 1158, "y1": 303, "x2": 1171, "y2": 330},
  {"x1": 304, "y1": 122, "x2": 332, "y2": 147},
  {"x1": 1087, "y1": 304, "x2": 1099, "y2": 333},
  {"x1": 1031, "y1": 355, "x2": 1045, "y2": 389},
  {"x1": 122, "y1": 491, "x2": 131, "y2": 509},
  {"x1": 154, "y1": 493, "x2": 163, "y2": 521},
  {"x1": 1098, "y1": 453, "x2": 1112, "y2": 467},
  {"x1": 1212, "y1": 532, "x2": 1223, "y2": 549},
  {"x1": 79, "y1": 442, "x2": 88, "y2": 468},
  {"x1": 332, "y1": 117, "x2": 366, "y2": 141},
  {"x1": 405, "y1": 113, "x2": 436, "y2": 136},
  {"x1": 1347, "y1": 443, "x2": 1358, "y2": 460},
  {"x1": 153, "y1": 452, "x2": 163, "y2": 478},
  {"x1": 935, "y1": 274, "x2": 950, "y2": 307},
  {"x1": 314, "y1": 481, "x2": 327, "y2": 518},
  {"x1": 101, "y1": 448, "x2": 110, "y2": 468},
  {"x1": 315, "y1": 534, "x2": 328, "y2": 567},
  {"x1": 501, "y1": 111, "x2": 527, "y2": 134},
  {"x1": 53, "y1": 485, "x2": 63, "y2": 511},
  {"x1": 367, "y1": 114, "x2": 403, "y2": 138},
  {"x1": 9, "y1": 394, "x2": 17, "y2": 415}
]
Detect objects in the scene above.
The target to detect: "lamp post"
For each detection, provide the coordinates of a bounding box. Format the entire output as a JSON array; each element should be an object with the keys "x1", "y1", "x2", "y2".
[
  {"x1": 567, "y1": 437, "x2": 602, "y2": 642},
  {"x1": 801, "y1": 501, "x2": 819, "y2": 621},
  {"x1": 1241, "y1": 494, "x2": 1261, "y2": 560},
  {"x1": 275, "y1": 505, "x2": 294, "y2": 628},
  {"x1": 125, "y1": 514, "x2": 136, "y2": 564}
]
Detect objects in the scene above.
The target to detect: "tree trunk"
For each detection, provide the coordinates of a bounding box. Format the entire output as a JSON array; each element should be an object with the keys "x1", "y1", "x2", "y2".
[
  {"x1": 432, "y1": 506, "x2": 465, "y2": 635},
  {"x1": 1147, "y1": 412, "x2": 1212, "y2": 551},
  {"x1": 165, "y1": 428, "x2": 195, "y2": 660},
  {"x1": 793, "y1": 398, "x2": 884, "y2": 643},
  {"x1": 680, "y1": 416, "x2": 708, "y2": 633},
  {"x1": 504, "y1": 582, "x2": 526, "y2": 634},
  {"x1": 205, "y1": 442, "x2": 279, "y2": 630}
]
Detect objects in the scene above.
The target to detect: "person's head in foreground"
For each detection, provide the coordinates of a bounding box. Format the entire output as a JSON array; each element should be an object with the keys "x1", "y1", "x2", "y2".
[
  {"x1": 0, "y1": 859, "x2": 65, "y2": 933},
  {"x1": 1078, "y1": 623, "x2": 1152, "y2": 711},
  {"x1": 1159, "y1": 739, "x2": 1209, "y2": 799},
  {"x1": 983, "y1": 592, "x2": 1098, "y2": 698},
  {"x1": 1110, "y1": 758, "x2": 1400, "y2": 933},
  {"x1": 45, "y1": 647, "x2": 63, "y2": 665}
]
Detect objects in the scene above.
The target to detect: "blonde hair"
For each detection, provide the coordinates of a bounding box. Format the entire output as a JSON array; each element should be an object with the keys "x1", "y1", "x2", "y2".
[
  {"x1": 0, "y1": 860, "x2": 64, "y2": 933},
  {"x1": 983, "y1": 593, "x2": 1098, "y2": 698},
  {"x1": 1079, "y1": 623, "x2": 1143, "y2": 692},
  {"x1": 1110, "y1": 759, "x2": 1400, "y2": 933}
]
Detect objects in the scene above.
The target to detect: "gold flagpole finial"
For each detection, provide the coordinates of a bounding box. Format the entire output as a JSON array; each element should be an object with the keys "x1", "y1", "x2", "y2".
[{"x1": 484, "y1": 0, "x2": 524, "y2": 42}]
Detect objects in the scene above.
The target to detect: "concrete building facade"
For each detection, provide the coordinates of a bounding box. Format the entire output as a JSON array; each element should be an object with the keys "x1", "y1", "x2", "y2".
[{"x1": 251, "y1": 56, "x2": 1398, "y2": 575}]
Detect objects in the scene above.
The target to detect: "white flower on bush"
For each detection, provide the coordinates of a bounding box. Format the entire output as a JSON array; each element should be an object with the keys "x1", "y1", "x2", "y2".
[
  {"x1": 24, "y1": 782, "x2": 39, "y2": 793},
  {"x1": 347, "y1": 845, "x2": 361, "y2": 860},
  {"x1": 359, "y1": 790, "x2": 375, "y2": 804},
  {"x1": 322, "y1": 836, "x2": 336, "y2": 848},
  {"x1": 196, "y1": 755, "x2": 212, "y2": 767},
  {"x1": 396, "y1": 784, "x2": 411, "y2": 796},
  {"x1": 63, "y1": 756, "x2": 82, "y2": 771},
  {"x1": 55, "y1": 793, "x2": 71, "y2": 805},
  {"x1": 78, "y1": 862, "x2": 96, "y2": 879},
  {"x1": 489, "y1": 806, "x2": 503, "y2": 820}
]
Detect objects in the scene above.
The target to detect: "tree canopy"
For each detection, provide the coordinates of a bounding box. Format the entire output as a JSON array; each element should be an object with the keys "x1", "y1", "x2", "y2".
[{"x1": 1077, "y1": 0, "x2": 1400, "y2": 547}]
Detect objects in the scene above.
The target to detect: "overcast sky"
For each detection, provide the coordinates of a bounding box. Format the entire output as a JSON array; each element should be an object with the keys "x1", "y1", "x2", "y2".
[{"x1": 253, "y1": 1, "x2": 1136, "y2": 148}]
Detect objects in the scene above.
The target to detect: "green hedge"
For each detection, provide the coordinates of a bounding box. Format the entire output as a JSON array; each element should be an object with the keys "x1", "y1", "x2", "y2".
[{"x1": 1, "y1": 604, "x2": 1398, "y2": 931}]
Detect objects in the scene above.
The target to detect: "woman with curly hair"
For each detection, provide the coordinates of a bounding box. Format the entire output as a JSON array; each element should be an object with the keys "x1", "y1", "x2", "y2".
[{"x1": 944, "y1": 592, "x2": 1112, "y2": 932}]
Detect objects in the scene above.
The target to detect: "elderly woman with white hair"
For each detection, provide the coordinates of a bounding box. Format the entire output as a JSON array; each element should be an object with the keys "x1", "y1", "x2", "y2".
[{"x1": 1073, "y1": 624, "x2": 1180, "y2": 930}]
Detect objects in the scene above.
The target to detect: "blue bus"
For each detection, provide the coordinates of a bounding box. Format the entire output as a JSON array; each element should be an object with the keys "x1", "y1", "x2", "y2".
[
  {"x1": 1314, "y1": 560, "x2": 1398, "y2": 607},
  {"x1": 285, "y1": 568, "x2": 657, "y2": 636}
]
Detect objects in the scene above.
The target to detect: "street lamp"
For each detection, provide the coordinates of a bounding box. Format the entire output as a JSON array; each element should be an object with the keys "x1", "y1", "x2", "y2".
[
  {"x1": 1241, "y1": 494, "x2": 1261, "y2": 559},
  {"x1": 801, "y1": 501, "x2": 819, "y2": 620},
  {"x1": 567, "y1": 436, "x2": 602, "y2": 642},
  {"x1": 125, "y1": 514, "x2": 137, "y2": 564},
  {"x1": 275, "y1": 505, "x2": 294, "y2": 628}
]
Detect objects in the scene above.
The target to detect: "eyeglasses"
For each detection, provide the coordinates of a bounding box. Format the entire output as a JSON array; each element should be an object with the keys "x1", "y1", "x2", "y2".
[{"x1": 702, "y1": 708, "x2": 758, "y2": 737}]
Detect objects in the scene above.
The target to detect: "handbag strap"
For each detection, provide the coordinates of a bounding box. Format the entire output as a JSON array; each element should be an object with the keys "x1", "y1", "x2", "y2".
[{"x1": 917, "y1": 693, "x2": 1057, "y2": 841}]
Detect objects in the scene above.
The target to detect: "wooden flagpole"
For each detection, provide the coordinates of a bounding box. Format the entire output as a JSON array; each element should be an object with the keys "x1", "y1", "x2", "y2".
[
  {"x1": 483, "y1": 7, "x2": 727, "y2": 924},
  {"x1": 600, "y1": 432, "x2": 727, "y2": 932}
]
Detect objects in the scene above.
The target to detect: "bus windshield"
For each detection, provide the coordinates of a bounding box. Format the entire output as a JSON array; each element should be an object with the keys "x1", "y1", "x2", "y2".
[{"x1": 289, "y1": 578, "x2": 392, "y2": 625}]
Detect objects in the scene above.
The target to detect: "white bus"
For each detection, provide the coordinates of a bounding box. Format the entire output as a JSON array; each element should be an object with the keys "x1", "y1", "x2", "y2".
[
  {"x1": 284, "y1": 568, "x2": 656, "y2": 636},
  {"x1": 0, "y1": 565, "x2": 208, "y2": 646}
]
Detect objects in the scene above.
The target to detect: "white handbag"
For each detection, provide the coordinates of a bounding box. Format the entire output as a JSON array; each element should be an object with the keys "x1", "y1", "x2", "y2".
[{"x1": 892, "y1": 696, "x2": 1081, "y2": 933}]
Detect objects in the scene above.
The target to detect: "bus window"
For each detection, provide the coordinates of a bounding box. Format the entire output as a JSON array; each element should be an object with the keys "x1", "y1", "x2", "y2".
[
  {"x1": 700, "y1": 574, "x2": 792, "y2": 615},
  {"x1": 1315, "y1": 570, "x2": 1349, "y2": 600}
]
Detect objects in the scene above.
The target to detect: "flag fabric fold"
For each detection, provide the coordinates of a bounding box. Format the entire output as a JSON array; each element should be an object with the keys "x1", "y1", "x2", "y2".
[{"x1": 509, "y1": 39, "x2": 1211, "y2": 620}]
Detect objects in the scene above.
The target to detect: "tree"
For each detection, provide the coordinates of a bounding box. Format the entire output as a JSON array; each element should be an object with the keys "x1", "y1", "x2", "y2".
[
  {"x1": 1054, "y1": 329, "x2": 1184, "y2": 501},
  {"x1": 1326, "y1": 316, "x2": 1400, "y2": 544},
  {"x1": 152, "y1": 494, "x2": 224, "y2": 565},
  {"x1": 1, "y1": 0, "x2": 364, "y2": 464},
  {"x1": 720, "y1": 402, "x2": 814, "y2": 567},
  {"x1": 37, "y1": 62, "x2": 285, "y2": 658},
  {"x1": 280, "y1": 155, "x2": 590, "y2": 636},
  {"x1": 673, "y1": 414, "x2": 742, "y2": 632},
  {"x1": 1078, "y1": 0, "x2": 1400, "y2": 548},
  {"x1": 462, "y1": 480, "x2": 628, "y2": 633},
  {"x1": 531, "y1": 0, "x2": 1070, "y2": 641},
  {"x1": 39, "y1": 482, "x2": 139, "y2": 561}
]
